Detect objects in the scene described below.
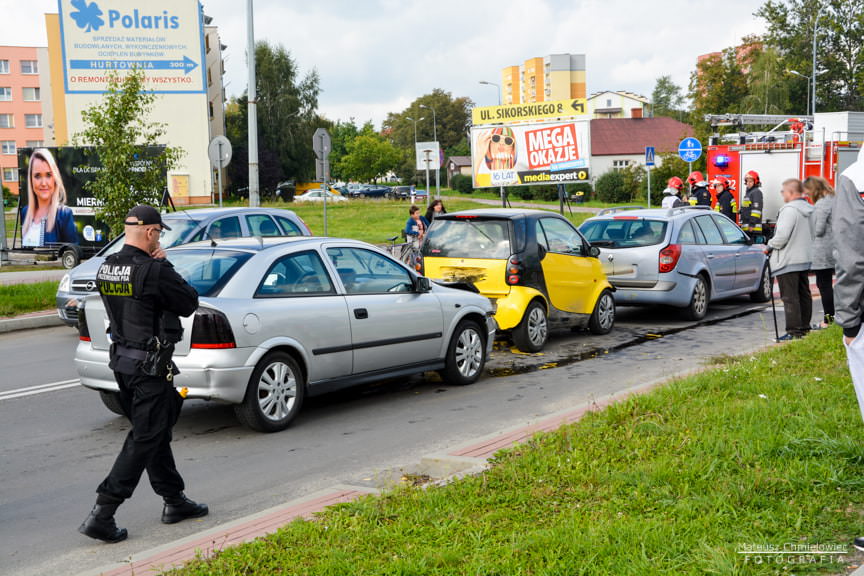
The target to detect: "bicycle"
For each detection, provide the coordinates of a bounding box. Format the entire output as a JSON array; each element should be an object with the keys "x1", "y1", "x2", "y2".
[{"x1": 385, "y1": 235, "x2": 421, "y2": 269}]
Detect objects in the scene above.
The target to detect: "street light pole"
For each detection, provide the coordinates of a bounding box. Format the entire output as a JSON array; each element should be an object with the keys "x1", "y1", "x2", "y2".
[
  {"x1": 479, "y1": 80, "x2": 506, "y2": 207},
  {"x1": 246, "y1": 0, "x2": 259, "y2": 207},
  {"x1": 788, "y1": 70, "x2": 812, "y2": 116},
  {"x1": 420, "y1": 104, "x2": 438, "y2": 200},
  {"x1": 812, "y1": 3, "x2": 824, "y2": 116}
]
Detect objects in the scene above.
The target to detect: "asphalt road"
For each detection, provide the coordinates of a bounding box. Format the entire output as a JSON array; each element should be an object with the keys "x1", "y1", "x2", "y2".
[{"x1": 0, "y1": 298, "x2": 807, "y2": 576}]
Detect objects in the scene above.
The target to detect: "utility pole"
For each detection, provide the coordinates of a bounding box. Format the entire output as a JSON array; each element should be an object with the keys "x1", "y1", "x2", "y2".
[{"x1": 246, "y1": 0, "x2": 259, "y2": 207}]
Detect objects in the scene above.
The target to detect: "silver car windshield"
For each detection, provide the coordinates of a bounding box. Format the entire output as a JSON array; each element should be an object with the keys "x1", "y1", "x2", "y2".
[
  {"x1": 97, "y1": 218, "x2": 200, "y2": 257},
  {"x1": 168, "y1": 249, "x2": 253, "y2": 296},
  {"x1": 580, "y1": 219, "x2": 668, "y2": 248}
]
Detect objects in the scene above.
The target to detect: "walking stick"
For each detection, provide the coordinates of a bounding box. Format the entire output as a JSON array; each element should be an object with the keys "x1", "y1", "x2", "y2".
[{"x1": 766, "y1": 253, "x2": 780, "y2": 341}]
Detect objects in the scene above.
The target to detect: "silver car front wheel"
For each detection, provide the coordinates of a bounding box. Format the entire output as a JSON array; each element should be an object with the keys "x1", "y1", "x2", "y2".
[
  {"x1": 235, "y1": 351, "x2": 305, "y2": 432},
  {"x1": 440, "y1": 320, "x2": 486, "y2": 385}
]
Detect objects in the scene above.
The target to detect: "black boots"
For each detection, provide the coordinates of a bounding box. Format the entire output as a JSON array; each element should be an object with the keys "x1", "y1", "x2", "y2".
[
  {"x1": 78, "y1": 496, "x2": 128, "y2": 543},
  {"x1": 161, "y1": 493, "x2": 209, "y2": 524}
]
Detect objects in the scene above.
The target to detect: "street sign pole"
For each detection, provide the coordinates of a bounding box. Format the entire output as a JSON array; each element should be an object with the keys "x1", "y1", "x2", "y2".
[
  {"x1": 321, "y1": 132, "x2": 328, "y2": 236},
  {"x1": 0, "y1": 183, "x2": 7, "y2": 264},
  {"x1": 217, "y1": 140, "x2": 224, "y2": 208},
  {"x1": 645, "y1": 146, "x2": 655, "y2": 209},
  {"x1": 424, "y1": 150, "x2": 431, "y2": 209},
  {"x1": 647, "y1": 168, "x2": 651, "y2": 209},
  {"x1": 313, "y1": 128, "x2": 332, "y2": 236}
]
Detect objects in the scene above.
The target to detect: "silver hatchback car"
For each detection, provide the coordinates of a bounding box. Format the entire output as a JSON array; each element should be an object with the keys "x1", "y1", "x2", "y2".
[
  {"x1": 56, "y1": 207, "x2": 310, "y2": 326},
  {"x1": 74, "y1": 237, "x2": 496, "y2": 432},
  {"x1": 579, "y1": 206, "x2": 770, "y2": 320}
]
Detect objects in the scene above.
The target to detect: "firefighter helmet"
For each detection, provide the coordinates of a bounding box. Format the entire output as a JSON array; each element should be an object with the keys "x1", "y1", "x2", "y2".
[
  {"x1": 667, "y1": 176, "x2": 684, "y2": 190},
  {"x1": 711, "y1": 176, "x2": 729, "y2": 190},
  {"x1": 687, "y1": 171, "x2": 704, "y2": 186},
  {"x1": 744, "y1": 170, "x2": 761, "y2": 186}
]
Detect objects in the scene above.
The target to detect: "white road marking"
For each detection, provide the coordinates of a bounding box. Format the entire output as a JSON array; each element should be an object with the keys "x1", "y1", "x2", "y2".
[{"x1": 0, "y1": 379, "x2": 81, "y2": 401}]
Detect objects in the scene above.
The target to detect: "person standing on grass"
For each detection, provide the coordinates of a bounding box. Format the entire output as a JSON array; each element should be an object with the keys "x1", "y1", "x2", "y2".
[
  {"x1": 803, "y1": 176, "x2": 836, "y2": 328},
  {"x1": 767, "y1": 178, "x2": 814, "y2": 341},
  {"x1": 834, "y1": 149, "x2": 864, "y2": 555}
]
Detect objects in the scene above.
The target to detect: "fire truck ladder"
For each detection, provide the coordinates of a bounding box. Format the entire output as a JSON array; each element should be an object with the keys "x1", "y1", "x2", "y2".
[{"x1": 704, "y1": 114, "x2": 813, "y2": 129}]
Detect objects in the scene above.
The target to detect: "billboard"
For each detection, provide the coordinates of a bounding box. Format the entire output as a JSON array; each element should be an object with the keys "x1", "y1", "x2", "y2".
[
  {"x1": 470, "y1": 120, "x2": 590, "y2": 188},
  {"x1": 57, "y1": 0, "x2": 206, "y2": 94},
  {"x1": 14, "y1": 147, "x2": 165, "y2": 250}
]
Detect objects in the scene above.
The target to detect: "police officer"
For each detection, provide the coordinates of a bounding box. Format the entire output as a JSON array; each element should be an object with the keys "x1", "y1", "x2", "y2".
[
  {"x1": 687, "y1": 171, "x2": 712, "y2": 207},
  {"x1": 740, "y1": 170, "x2": 764, "y2": 240},
  {"x1": 712, "y1": 176, "x2": 738, "y2": 221},
  {"x1": 79, "y1": 205, "x2": 206, "y2": 543}
]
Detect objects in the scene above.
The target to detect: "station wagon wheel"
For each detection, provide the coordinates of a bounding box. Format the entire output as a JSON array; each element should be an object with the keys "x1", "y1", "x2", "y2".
[
  {"x1": 589, "y1": 290, "x2": 615, "y2": 335},
  {"x1": 99, "y1": 390, "x2": 125, "y2": 416},
  {"x1": 440, "y1": 319, "x2": 486, "y2": 385},
  {"x1": 235, "y1": 351, "x2": 305, "y2": 432},
  {"x1": 512, "y1": 300, "x2": 548, "y2": 353},
  {"x1": 750, "y1": 264, "x2": 772, "y2": 303},
  {"x1": 683, "y1": 275, "x2": 709, "y2": 321}
]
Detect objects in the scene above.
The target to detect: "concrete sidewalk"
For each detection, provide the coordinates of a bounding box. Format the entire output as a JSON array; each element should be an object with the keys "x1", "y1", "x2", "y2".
[
  {"x1": 0, "y1": 268, "x2": 67, "y2": 285},
  {"x1": 0, "y1": 309, "x2": 64, "y2": 333}
]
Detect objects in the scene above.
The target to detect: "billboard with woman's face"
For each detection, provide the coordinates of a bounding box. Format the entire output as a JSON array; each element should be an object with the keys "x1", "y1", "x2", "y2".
[
  {"x1": 15, "y1": 147, "x2": 165, "y2": 250},
  {"x1": 470, "y1": 120, "x2": 591, "y2": 188}
]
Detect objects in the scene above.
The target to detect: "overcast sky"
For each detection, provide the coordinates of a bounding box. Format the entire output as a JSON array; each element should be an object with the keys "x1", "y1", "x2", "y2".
[{"x1": 1, "y1": 0, "x2": 766, "y2": 127}]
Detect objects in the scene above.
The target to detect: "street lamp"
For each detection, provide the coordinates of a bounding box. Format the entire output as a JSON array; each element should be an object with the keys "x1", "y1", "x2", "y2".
[
  {"x1": 419, "y1": 104, "x2": 439, "y2": 199},
  {"x1": 787, "y1": 70, "x2": 812, "y2": 115},
  {"x1": 406, "y1": 116, "x2": 424, "y2": 191},
  {"x1": 479, "y1": 80, "x2": 505, "y2": 206},
  {"x1": 479, "y1": 80, "x2": 501, "y2": 105}
]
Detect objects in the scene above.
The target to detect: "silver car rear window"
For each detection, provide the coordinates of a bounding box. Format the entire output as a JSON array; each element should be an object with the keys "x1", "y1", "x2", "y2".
[
  {"x1": 580, "y1": 219, "x2": 668, "y2": 248},
  {"x1": 168, "y1": 249, "x2": 253, "y2": 297}
]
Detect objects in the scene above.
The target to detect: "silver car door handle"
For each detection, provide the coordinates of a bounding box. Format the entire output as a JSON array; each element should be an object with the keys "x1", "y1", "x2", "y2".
[
  {"x1": 706, "y1": 253, "x2": 714, "y2": 259},
  {"x1": 354, "y1": 308, "x2": 368, "y2": 319}
]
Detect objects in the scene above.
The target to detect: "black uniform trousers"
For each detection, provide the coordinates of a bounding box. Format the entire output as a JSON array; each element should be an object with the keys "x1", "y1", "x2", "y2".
[
  {"x1": 776, "y1": 271, "x2": 813, "y2": 337},
  {"x1": 97, "y1": 371, "x2": 185, "y2": 500}
]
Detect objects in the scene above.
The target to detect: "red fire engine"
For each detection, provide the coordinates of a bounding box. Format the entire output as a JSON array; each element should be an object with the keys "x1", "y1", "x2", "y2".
[{"x1": 704, "y1": 113, "x2": 863, "y2": 235}]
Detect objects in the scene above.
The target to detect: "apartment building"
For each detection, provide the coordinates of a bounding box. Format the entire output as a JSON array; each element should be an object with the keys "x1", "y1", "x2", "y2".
[
  {"x1": 501, "y1": 53, "x2": 586, "y2": 105},
  {"x1": 0, "y1": 46, "x2": 48, "y2": 197}
]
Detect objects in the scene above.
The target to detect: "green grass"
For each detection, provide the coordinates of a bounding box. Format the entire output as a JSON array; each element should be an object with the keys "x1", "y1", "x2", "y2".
[
  {"x1": 0, "y1": 281, "x2": 58, "y2": 316},
  {"x1": 170, "y1": 328, "x2": 863, "y2": 575}
]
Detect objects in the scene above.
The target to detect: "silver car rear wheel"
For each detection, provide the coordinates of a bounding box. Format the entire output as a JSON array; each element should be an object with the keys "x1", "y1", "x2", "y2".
[
  {"x1": 440, "y1": 320, "x2": 486, "y2": 385},
  {"x1": 235, "y1": 351, "x2": 305, "y2": 432},
  {"x1": 683, "y1": 276, "x2": 709, "y2": 321}
]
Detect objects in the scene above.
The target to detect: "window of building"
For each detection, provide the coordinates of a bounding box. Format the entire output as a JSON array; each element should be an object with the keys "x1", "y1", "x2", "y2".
[
  {"x1": 24, "y1": 114, "x2": 42, "y2": 128},
  {"x1": 207, "y1": 67, "x2": 212, "y2": 86},
  {"x1": 209, "y1": 100, "x2": 214, "y2": 119},
  {"x1": 1, "y1": 141, "x2": 16, "y2": 154},
  {"x1": 205, "y1": 34, "x2": 211, "y2": 53},
  {"x1": 26, "y1": 140, "x2": 43, "y2": 148},
  {"x1": 0, "y1": 114, "x2": 13, "y2": 128},
  {"x1": 20, "y1": 60, "x2": 38, "y2": 74},
  {"x1": 612, "y1": 160, "x2": 632, "y2": 170},
  {"x1": 607, "y1": 99, "x2": 612, "y2": 107},
  {"x1": 0, "y1": 87, "x2": 11, "y2": 101},
  {"x1": 22, "y1": 87, "x2": 40, "y2": 101},
  {"x1": 2, "y1": 167, "x2": 17, "y2": 182},
  {"x1": 0, "y1": 60, "x2": 8, "y2": 74}
]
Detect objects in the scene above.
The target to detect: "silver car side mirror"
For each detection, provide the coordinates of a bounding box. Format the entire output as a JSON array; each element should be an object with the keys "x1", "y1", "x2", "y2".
[{"x1": 416, "y1": 276, "x2": 432, "y2": 293}]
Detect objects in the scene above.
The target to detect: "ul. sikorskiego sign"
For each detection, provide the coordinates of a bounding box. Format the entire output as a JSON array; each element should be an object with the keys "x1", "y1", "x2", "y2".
[{"x1": 58, "y1": 0, "x2": 206, "y2": 94}]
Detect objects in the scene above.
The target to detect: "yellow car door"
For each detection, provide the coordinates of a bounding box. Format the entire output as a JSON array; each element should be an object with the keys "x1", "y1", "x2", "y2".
[{"x1": 536, "y1": 217, "x2": 596, "y2": 314}]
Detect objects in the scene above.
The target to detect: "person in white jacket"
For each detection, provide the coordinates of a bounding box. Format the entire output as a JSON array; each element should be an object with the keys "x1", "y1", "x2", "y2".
[{"x1": 767, "y1": 178, "x2": 814, "y2": 340}]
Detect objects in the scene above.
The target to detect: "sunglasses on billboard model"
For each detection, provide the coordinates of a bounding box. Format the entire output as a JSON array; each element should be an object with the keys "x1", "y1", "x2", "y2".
[{"x1": 492, "y1": 134, "x2": 514, "y2": 146}]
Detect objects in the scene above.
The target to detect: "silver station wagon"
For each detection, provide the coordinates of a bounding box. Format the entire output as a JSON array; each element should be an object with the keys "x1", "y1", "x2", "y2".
[
  {"x1": 74, "y1": 237, "x2": 496, "y2": 432},
  {"x1": 579, "y1": 206, "x2": 770, "y2": 320}
]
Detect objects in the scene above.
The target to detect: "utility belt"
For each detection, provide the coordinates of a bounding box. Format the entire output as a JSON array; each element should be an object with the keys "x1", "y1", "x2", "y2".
[{"x1": 113, "y1": 337, "x2": 177, "y2": 380}]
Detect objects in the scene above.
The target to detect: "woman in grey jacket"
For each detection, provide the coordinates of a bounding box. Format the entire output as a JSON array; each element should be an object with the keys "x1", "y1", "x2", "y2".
[{"x1": 804, "y1": 176, "x2": 835, "y2": 326}]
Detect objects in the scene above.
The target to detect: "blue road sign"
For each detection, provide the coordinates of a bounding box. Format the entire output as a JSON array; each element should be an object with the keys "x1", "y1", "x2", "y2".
[
  {"x1": 678, "y1": 137, "x2": 702, "y2": 163},
  {"x1": 645, "y1": 146, "x2": 655, "y2": 167}
]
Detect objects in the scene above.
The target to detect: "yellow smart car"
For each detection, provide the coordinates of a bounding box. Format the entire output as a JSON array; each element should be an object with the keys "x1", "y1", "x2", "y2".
[{"x1": 421, "y1": 209, "x2": 615, "y2": 352}]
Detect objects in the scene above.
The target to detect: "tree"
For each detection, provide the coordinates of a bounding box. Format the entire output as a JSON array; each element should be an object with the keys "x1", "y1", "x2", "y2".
[
  {"x1": 75, "y1": 69, "x2": 182, "y2": 236},
  {"x1": 757, "y1": 0, "x2": 864, "y2": 111},
  {"x1": 740, "y1": 45, "x2": 792, "y2": 114},
  {"x1": 688, "y1": 47, "x2": 751, "y2": 140},
  {"x1": 338, "y1": 132, "x2": 404, "y2": 183},
  {"x1": 651, "y1": 76, "x2": 684, "y2": 119}
]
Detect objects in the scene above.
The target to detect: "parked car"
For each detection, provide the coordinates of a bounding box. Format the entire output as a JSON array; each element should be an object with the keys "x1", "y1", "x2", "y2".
[
  {"x1": 74, "y1": 237, "x2": 496, "y2": 432},
  {"x1": 55, "y1": 207, "x2": 311, "y2": 326},
  {"x1": 394, "y1": 186, "x2": 428, "y2": 201},
  {"x1": 294, "y1": 190, "x2": 348, "y2": 203},
  {"x1": 421, "y1": 209, "x2": 615, "y2": 353},
  {"x1": 348, "y1": 184, "x2": 392, "y2": 199},
  {"x1": 578, "y1": 206, "x2": 770, "y2": 320}
]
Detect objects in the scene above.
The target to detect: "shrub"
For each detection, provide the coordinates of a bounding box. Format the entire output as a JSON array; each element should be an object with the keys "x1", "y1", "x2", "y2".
[
  {"x1": 450, "y1": 174, "x2": 474, "y2": 194},
  {"x1": 594, "y1": 170, "x2": 634, "y2": 203}
]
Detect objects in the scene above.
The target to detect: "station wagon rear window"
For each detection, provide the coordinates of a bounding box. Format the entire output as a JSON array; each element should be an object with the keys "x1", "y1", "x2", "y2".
[
  {"x1": 579, "y1": 219, "x2": 668, "y2": 248},
  {"x1": 422, "y1": 219, "x2": 512, "y2": 259},
  {"x1": 168, "y1": 249, "x2": 253, "y2": 296}
]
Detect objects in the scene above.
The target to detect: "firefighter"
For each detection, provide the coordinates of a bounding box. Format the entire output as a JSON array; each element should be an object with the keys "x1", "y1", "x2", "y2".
[
  {"x1": 687, "y1": 171, "x2": 712, "y2": 207},
  {"x1": 712, "y1": 176, "x2": 738, "y2": 221},
  {"x1": 740, "y1": 170, "x2": 764, "y2": 240},
  {"x1": 661, "y1": 176, "x2": 688, "y2": 208}
]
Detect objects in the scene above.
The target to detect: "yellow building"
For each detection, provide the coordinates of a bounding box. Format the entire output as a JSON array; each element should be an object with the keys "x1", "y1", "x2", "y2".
[{"x1": 502, "y1": 53, "x2": 586, "y2": 105}]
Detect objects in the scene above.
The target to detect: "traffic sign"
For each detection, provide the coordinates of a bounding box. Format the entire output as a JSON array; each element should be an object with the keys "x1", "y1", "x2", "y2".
[
  {"x1": 678, "y1": 137, "x2": 702, "y2": 163},
  {"x1": 472, "y1": 98, "x2": 587, "y2": 126},
  {"x1": 313, "y1": 128, "x2": 331, "y2": 160},
  {"x1": 645, "y1": 146, "x2": 655, "y2": 167},
  {"x1": 208, "y1": 135, "x2": 232, "y2": 168}
]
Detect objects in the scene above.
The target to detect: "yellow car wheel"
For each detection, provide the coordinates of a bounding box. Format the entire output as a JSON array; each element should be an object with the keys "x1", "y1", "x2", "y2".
[{"x1": 512, "y1": 300, "x2": 548, "y2": 353}]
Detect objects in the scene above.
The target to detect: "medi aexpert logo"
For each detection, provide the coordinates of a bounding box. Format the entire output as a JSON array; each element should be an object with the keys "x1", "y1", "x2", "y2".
[{"x1": 69, "y1": 0, "x2": 180, "y2": 32}]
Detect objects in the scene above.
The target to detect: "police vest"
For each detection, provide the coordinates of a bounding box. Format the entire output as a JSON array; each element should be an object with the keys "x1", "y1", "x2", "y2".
[{"x1": 97, "y1": 249, "x2": 160, "y2": 349}]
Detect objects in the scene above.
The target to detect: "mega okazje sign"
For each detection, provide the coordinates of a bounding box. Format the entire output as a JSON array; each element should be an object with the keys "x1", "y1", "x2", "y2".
[{"x1": 470, "y1": 120, "x2": 591, "y2": 188}]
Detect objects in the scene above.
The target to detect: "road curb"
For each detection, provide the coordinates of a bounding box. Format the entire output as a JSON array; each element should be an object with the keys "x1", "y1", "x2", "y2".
[{"x1": 0, "y1": 311, "x2": 64, "y2": 333}]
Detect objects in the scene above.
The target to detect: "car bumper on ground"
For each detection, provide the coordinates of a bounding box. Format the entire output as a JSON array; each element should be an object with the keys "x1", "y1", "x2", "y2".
[
  {"x1": 75, "y1": 344, "x2": 256, "y2": 404},
  {"x1": 610, "y1": 275, "x2": 695, "y2": 308}
]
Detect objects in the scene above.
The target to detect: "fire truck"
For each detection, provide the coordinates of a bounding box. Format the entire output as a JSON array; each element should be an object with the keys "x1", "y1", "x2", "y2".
[{"x1": 704, "y1": 112, "x2": 864, "y2": 235}]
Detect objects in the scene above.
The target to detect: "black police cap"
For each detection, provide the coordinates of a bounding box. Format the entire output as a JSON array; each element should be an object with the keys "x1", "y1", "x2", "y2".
[{"x1": 124, "y1": 205, "x2": 172, "y2": 230}]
